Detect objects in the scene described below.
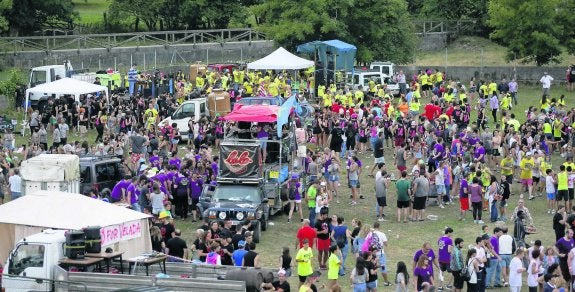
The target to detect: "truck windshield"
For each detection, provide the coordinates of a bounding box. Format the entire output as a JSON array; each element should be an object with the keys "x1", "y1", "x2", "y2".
[
  {"x1": 213, "y1": 186, "x2": 260, "y2": 203},
  {"x1": 9, "y1": 244, "x2": 45, "y2": 275},
  {"x1": 30, "y1": 70, "x2": 47, "y2": 87}
]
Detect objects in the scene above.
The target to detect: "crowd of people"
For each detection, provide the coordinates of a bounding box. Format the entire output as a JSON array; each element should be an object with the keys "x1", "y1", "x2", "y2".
[{"x1": 3, "y1": 62, "x2": 575, "y2": 292}]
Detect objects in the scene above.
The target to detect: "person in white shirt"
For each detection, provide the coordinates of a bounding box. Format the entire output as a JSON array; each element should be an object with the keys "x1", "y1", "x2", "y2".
[
  {"x1": 8, "y1": 168, "x2": 22, "y2": 200},
  {"x1": 498, "y1": 227, "x2": 514, "y2": 287},
  {"x1": 540, "y1": 72, "x2": 554, "y2": 96},
  {"x1": 474, "y1": 236, "x2": 488, "y2": 290},
  {"x1": 509, "y1": 248, "x2": 526, "y2": 292},
  {"x1": 546, "y1": 169, "x2": 557, "y2": 214},
  {"x1": 527, "y1": 249, "x2": 541, "y2": 291}
]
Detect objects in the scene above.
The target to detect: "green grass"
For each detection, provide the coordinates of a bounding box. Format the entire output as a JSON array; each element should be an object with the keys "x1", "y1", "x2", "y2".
[
  {"x1": 73, "y1": 0, "x2": 109, "y2": 24},
  {"x1": 411, "y1": 36, "x2": 575, "y2": 67},
  {"x1": 2, "y1": 84, "x2": 570, "y2": 291}
]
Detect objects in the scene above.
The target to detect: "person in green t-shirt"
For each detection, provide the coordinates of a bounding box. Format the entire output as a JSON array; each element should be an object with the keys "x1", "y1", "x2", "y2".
[
  {"x1": 296, "y1": 239, "x2": 314, "y2": 285},
  {"x1": 327, "y1": 244, "x2": 341, "y2": 290},
  {"x1": 395, "y1": 170, "x2": 412, "y2": 223},
  {"x1": 306, "y1": 181, "x2": 318, "y2": 223}
]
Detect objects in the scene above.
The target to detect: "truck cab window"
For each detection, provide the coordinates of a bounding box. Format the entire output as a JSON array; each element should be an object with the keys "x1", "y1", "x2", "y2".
[
  {"x1": 174, "y1": 103, "x2": 195, "y2": 119},
  {"x1": 9, "y1": 244, "x2": 45, "y2": 275},
  {"x1": 30, "y1": 71, "x2": 47, "y2": 87},
  {"x1": 96, "y1": 164, "x2": 110, "y2": 181},
  {"x1": 80, "y1": 166, "x2": 91, "y2": 184}
]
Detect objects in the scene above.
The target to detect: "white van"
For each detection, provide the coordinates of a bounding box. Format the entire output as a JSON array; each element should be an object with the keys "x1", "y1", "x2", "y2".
[
  {"x1": 346, "y1": 71, "x2": 400, "y2": 96},
  {"x1": 158, "y1": 98, "x2": 208, "y2": 141}
]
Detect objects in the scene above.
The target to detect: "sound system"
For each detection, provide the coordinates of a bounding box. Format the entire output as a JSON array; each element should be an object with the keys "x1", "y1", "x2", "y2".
[
  {"x1": 65, "y1": 230, "x2": 86, "y2": 259},
  {"x1": 83, "y1": 226, "x2": 102, "y2": 254}
]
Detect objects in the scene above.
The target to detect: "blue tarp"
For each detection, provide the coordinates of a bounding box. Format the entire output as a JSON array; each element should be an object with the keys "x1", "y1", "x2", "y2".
[{"x1": 296, "y1": 40, "x2": 357, "y2": 72}]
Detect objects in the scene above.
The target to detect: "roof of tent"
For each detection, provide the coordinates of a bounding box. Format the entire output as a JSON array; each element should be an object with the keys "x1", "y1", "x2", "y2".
[
  {"x1": 0, "y1": 191, "x2": 150, "y2": 230},
  {"x1": 25, "y1": 78, "x2": 108, "y2": 99},
  {"x1": 296, "y1": 39, "x2": 357, "y2": 71},
  {"x1": 224, "y1": 104, "x2": 279, "y2": 122},
  {"x1": 247, "y1": 47, "x2": 314, "y2": 70}
]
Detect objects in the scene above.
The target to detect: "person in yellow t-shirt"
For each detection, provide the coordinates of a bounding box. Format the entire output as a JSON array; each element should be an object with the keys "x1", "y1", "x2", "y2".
[
  {"x1": 317, "y1": 84, "x2": 326, "y2": 99},
  {"x1": 557, "y1": 165, "x2": 569, "y2": 203},
  {"x1": 488, "y1": 80, "x2": 497, "y2": 96},
  {"x1": 409, "y1": 98, "x2": 421, "y2": 116},
  {"x1": 500, "y1": 156, "x2": 514, "y2": 180},
  {"x1": 479, "y1": 83, "x2": 488, "y2": 98},
  {"x1": 327, "y1": 245, "x2": 340, "y2": 289},
  {"x1": 354, "y1": 89, "x2": 364, "y2": 106},
  {"x1": 323, "y1": 93, "x2": 333, "y2": 107},
  {"x1": 296, "y1": 240, "x2": 314, "y2": 284},
  {"x1": 520, "y1": 152, "x2": 535, "y2": 198}
]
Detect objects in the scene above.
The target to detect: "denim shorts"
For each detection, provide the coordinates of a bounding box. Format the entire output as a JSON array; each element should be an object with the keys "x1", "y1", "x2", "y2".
[
  {"x1": 378, "y1": 253, "x2": 387, "y2": 273},
  {"x1": 349, "y1": 180, "x2": 359, "y2": 187},
  {"x1": 366, "y1": 280, "x2": 377, "y2": 289}
]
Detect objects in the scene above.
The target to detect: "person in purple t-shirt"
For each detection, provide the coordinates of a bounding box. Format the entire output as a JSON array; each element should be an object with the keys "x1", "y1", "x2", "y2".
[
  {"x1": 110, "y1": 175, "x2": 132, "y2": 203},
  {"x1": 413, "y1": 254, "x2": 435, "y2": 291},
  {"x1": 555, "y1": 229, "x2": 574, "y2": 282},
  {"x1": 486, "y1": 227, "x2": 503, "y2": 288},
  {"x1": 126, "y1": 177, "x2": 141, "y2": 212},
  {"x1": 473, "y1": 141, "x2": 486, "y2": 163},
  {"x1": 189, "y1": 173, "x2": 203, "y2": 222},
  {"x1": 413, "y1": 242, "x2": 440, "y2": 276},
  {"x1": 437, "y1": 227, "x2": 454, "y2": 290}
]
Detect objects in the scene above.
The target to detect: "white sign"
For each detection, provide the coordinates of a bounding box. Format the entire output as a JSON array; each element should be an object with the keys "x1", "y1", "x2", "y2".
[{"x1": 100, "y1": 220, "x2": 143, "y2": 246}]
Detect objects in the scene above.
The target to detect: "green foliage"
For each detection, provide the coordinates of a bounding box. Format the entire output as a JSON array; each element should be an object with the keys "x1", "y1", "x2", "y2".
[
  {"x1": 0, "y1": 69, "x2": 25, "y2": 109},
  {"x1": 5, "y1": 0, "x2": 77, "y2": 35},
  {"x1": 252, "y1": 0, "x2": 349, "y2": 50},
  {"x1": 345, "y1": 0, "x2": 416, "y2": 64},
  {"x1": 488, "y1": 0, "x2": 565, "y2": 66},
  {"x1": 420, "y1": 0, "x2": 489, "y2": 36},
  {"x1": 108, "y1": 0, "x2": 164, "y2": 31},
  {"x1": 0, "y1": 0, "x2": 12, "y2": 34},
  {"x1": 556, "y1": 0, "x2": 575, "y2": 56}
]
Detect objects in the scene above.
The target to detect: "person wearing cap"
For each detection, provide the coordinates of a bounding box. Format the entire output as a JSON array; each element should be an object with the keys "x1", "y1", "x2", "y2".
[
  {"x1": 260, "y1": 268, "x2": 290, "y2": 292},
  {"x1": 539, "y1": 71, "x2": 554, "y2": 96},
  {"x1": 232, "y1": 240, "x2": 248, "y2": 267}
]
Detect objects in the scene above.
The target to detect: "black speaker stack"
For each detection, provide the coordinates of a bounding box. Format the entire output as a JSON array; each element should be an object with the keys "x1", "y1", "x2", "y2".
[
  {"x1": 83, "y1": 226, "x2": 102, "y2": 254},
  {"x1": 65, "y1": 231, "x2": 86, "y2": 259}
]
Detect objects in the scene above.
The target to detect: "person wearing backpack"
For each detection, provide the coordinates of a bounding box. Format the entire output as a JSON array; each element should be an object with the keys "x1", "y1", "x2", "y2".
[
  {"x1": 450, "y1": 238, "x2": 466, "y2": 292},
  {"x1": 331, "y1": 216, "x2": 352, "y2": 276},
  {"x1": 466, "y1": 248, "x2": 480, "y2": 292}
]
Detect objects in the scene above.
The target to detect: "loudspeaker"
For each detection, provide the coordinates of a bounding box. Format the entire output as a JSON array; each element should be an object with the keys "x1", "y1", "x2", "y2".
[
  {"x1": 83, "y1": 226, "x2": 102, "y2": 253},
  {"x1": 65, "y1": 230, "x2": 86, "y2": 259}
]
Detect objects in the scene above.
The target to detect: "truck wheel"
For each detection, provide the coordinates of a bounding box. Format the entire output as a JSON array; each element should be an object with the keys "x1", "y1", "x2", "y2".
[
  {"x1": 253, "y1": 221, "x2": 262, "y2": 243},
  {"x1": 261, "y1": 218, "x2": 267, "y2": 231}
]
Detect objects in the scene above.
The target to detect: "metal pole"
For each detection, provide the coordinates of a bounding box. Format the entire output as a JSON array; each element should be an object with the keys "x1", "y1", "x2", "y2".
[
  {"x1": 206, "y1": 48, "x2": 209, "y2": 64},
  {"x1": 130, "y1": 54, "x2": 133, "y2": 66},
  {"x1": 143, "y1": 53, "x2": 146, "y2": 71},
  {"x1": 480, "y1": 48, "x2": 484, "y2": 76},
  {"x1": 154, "y1": 49, "x2": 157, "y2": 69},
  {"x1": 240, "y1": 48, "x2": 243, "y2": 63},
  {"x1": 98, "y1": 58, "x2": 101, "y2": 70},
  {"x1": 444, "y1": 46, "x2": 447, "y2": 74},
  {"x1": 114, "y1": 57, "x2": 117, "y2": 71}
]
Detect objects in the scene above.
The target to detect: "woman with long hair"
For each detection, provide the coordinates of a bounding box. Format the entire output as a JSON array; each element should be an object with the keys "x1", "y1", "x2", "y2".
[
  {"x1": 466, "y1": 248, "x2": 480, "y2": 292},
  {"x1": 395, "y1": 261, "x2": 409, "y2": 292},
  {"x1": 413, "y1": 254, "x2": 434, "y2": 292},
  {"x1": 150, "y1": 226, "x2": 164, "y2": 252},
  {"x1": 350, "y1": 256, "x2": 368, "y2": 292}
]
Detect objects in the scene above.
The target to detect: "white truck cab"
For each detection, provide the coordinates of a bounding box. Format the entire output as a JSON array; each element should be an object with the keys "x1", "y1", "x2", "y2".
[
  {"x1": 158, "y1": 98, "x2": 208, "y2": 140},
  {"x1": 346, "y1": 71, "x2": 400, "y2": 96},
  {"x1": 369, "y1": 61, "x2": 395, "y2": 77},
  {"x1": 2, "y1": 229, "x2": 67, "y2": 292}
]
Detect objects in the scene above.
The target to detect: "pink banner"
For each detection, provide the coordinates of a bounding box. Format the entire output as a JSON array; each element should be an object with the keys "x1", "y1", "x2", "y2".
[{"x1": 99, "y1": 220, "x2": 142, "y2": 246}]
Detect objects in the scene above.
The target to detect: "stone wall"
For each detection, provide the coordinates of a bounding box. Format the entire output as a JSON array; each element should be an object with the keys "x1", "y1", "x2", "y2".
[{"x1": 1, "y1": 40, "x2": 275, "y2": 72}]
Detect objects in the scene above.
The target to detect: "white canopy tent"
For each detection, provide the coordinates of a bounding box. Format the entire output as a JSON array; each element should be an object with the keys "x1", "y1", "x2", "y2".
[
  {"x1": 247, "y1": 47, "x2": 314, "y2": 70},
  {"x1": 25, "y1": 78, "x2": 109, "y2": 111},
  {"x1": 0, "y1": 191, "x2": 152, "y2": 263}
]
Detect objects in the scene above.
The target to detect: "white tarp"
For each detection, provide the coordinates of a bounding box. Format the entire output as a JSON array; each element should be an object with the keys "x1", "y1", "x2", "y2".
[
  {"x1": 20, "y1": 154, "x2": 79, "y2": 181},
  {"x1": 25, "y1": 77, "x2": 109, "y2": 110},
  {"x1": 247, "y1": 47, "x2": 315, "y2": 70},
  {"x1": 0, "y1": 191, "x2": 152, "y2": 263}
]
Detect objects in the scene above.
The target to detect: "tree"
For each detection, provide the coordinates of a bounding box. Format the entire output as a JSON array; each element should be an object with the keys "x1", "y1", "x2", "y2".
[
  {"x1": 5, "y1": 0, "x2": 77, "y2": 36},
  {"x1": 108, "y1": 0, "x2": 164, "y2": 31},
  {"x1": 556, "y1": 0, "x2": 575, "y2": 56},
  {"x1": 252, "y1": 0, "x2": 350, "y2": 50},
  {"x1": 345, "y1": 0, "x2": 416, "y2": 64},
  {"x1": 488, "y1": 0, "x2": 564, "y2": 65},
  {"x1": 420, "y1": 0, "x2": 489, "y2": 36},
  {"x1": 0, "y1": 0, "x2": 12, "y2": 34}
]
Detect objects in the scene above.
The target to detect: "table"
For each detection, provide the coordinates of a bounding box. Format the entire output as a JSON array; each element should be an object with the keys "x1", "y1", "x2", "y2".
[
  {"x1": 85, "y1": 251, "x2": 124, "y2": 274},
  {"x1": 126, "y1": 255, "x2": 167, "y2": 276},
  {"x1": 59, "y1": 257, "x2": 103, "y2": 272}
]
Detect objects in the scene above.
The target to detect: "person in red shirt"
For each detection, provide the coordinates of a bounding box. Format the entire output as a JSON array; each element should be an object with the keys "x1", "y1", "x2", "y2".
[
  {"x1": 423, "y1": 101, "x2": 441, "y2": 121},
  {"x1": 296, "y1": 219, "x2": 317, "y2": 249}
]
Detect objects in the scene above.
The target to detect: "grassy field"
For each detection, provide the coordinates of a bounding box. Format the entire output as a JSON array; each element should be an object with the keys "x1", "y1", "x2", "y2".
[
  {"x1": 2, "y1": 84, "x2": 571, "y2": 290},
  {"x1": 410, "y1": 36, "x2": 575, "y2": 67},
  {"x1": 72, "y1": 0, "x2": 109, "y2": 24}
]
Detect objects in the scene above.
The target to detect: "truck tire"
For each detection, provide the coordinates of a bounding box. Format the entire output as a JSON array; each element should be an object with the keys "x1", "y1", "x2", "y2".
[
  {"x1": 253, "y1": 221, "x2": 262, "y2": 243},
  {"x1": 261, "y1": 208, "x2": 269, "y2": 231}
]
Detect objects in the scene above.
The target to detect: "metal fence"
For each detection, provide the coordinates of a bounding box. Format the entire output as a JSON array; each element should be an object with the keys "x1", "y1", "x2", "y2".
[{"x1": 1, "y1": 274, "x2": 87, "y2": 292}]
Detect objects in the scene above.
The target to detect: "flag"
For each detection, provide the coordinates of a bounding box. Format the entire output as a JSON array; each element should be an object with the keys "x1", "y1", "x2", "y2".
[{"x1": 277, "y1": 94, "x2": 296, "y2": 138}]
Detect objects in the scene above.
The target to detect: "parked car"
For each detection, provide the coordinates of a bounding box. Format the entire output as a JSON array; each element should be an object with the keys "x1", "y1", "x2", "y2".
[{"x1": 79, "y1": 155, "x2": 122, "y2": 194}]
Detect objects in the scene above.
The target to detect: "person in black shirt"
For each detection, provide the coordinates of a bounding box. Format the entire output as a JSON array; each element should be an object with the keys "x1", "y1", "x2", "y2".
[
  {"x1": 314, "y1": 210, "x2": 331, "y2": 269},
  {"x1": 242, "y1": 243, "x2": 260, "y2": 267},
  {"x1": 166, "y1": 229, "x2": 188, "y2": 262},
  {"x1": 192, "y1": 229, "x2": 209, "y2": 262},
  {"x1": 553, "y1": 204, "x2": 567, "y2": 241},
  {"x1": 370, "y1": 132, "x2": 385, "y2": 176},
  {"x1": 260, "y1": 268, "x2": 291, "y2": 292},
  {"x1": 499, "y1": 174, "x2": 511, "y2": 220},
  {"x1": 150, "y1": 226, "x2": 165, "y2": 253},
  {"x1": 363, "y1": 250, "x2": 378, "y2": 289},
  {"x1": 329, "y1": 126, "x2": 343, "y2": 155},
  {"x1": 220, "y1": 235, "x2": 234, "y2": 266},
  {"x1": 159, "y1": 214, "x2": 175, "y2": 244}
]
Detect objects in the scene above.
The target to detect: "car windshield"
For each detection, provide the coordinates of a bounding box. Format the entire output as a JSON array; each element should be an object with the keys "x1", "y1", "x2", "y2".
[
  {"x1": 238, "y1": 98, "x2": 280, "y2": 106},
  {"x1": 212, "y1": 186, "x2": 260, "y2": 203}
]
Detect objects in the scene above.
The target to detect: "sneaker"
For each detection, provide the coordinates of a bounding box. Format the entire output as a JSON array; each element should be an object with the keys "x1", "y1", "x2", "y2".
[
  {"x1": 547, "y1": 209, "x2": 551, "y2": 214},
  {"x1": 494, "y1": 284, "x2": 503, "y2": 288},
  {"x1": 552, "y1": 209, "x2": 556, "y2": 214},
  {"x1": 383, "y1": 282, "x2": 392, "y2": 286},
  {"x1": 437, "y1": 287, "x2": 444, "y2": 291},
  {"x1": 503, "y1": 282, "x2": 509, "y2": 287},
  {"x1": 300, "y1": 218, "x2": 304, "y2": 223},
  {"x1": 377, "y1": 217, "x2": 384, "y2": 222},
  {"x1": 478, "y1": 220, "x2": 485, "y2": 224},
  {"x1": 528, "y1": 195, "x2": 535, "y2": 200},
  {"x1": 439, "y1": 204, "x2": 445, "y2": 209},
  {"x1": 446, "y1": 285, "x2": 453, "y2": 290},
  {"x1": 474, "y1": 220, "x2": 478, "y2": 224},
  {"x1": 287, "y1": 218, "x2": 291, "y2": 223}
]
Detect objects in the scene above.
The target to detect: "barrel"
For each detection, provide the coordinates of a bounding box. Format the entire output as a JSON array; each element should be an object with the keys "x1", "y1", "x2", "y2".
[
  {"x1": 207, "y1": 88, "x2": 231, "y2": 117},
  {"x1": 225, "y1": 268, "x2": 263, "y2": 292},
  {"x1": 257, "y1": 268, "x2": 275, "y2": 283}
]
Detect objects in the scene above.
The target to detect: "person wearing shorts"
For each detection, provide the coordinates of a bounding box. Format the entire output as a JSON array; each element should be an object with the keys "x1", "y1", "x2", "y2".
[{"x1": 459, "y1": 178, "x2": 470, "y2": 221}]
